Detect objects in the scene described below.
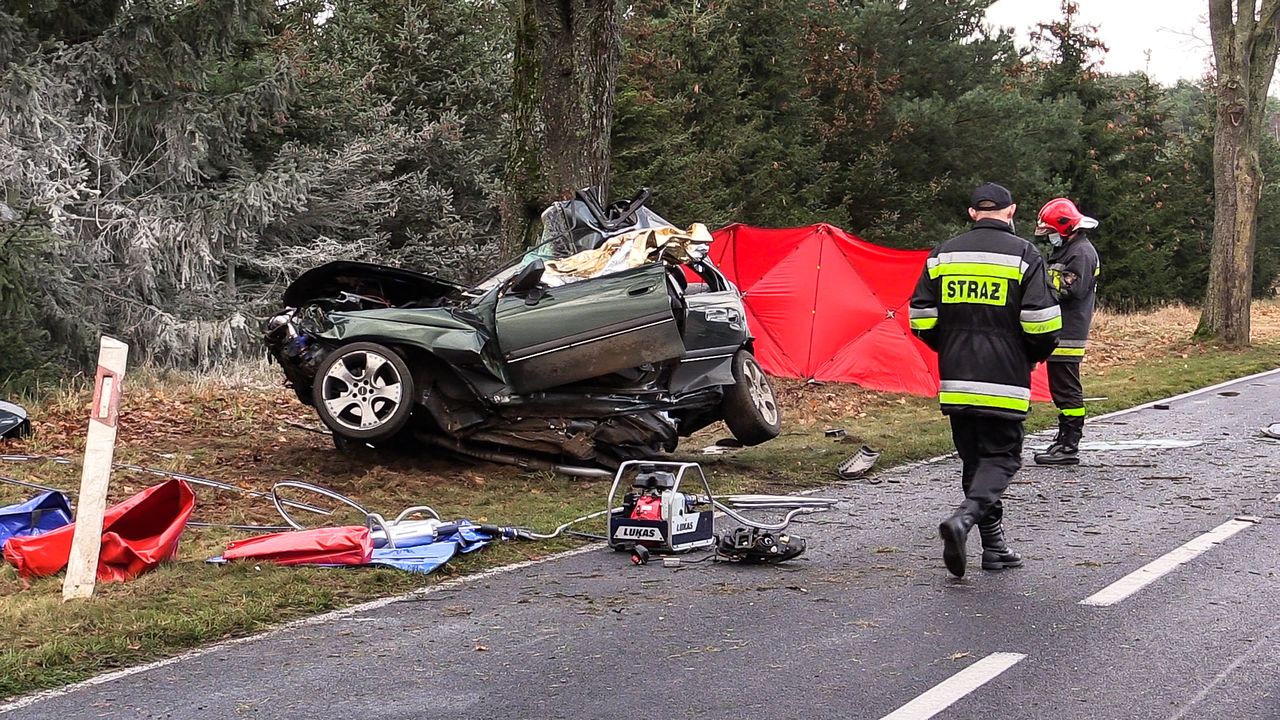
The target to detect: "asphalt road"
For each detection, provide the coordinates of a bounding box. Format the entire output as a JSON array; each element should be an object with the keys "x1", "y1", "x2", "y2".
[{"x1": 5, "y1": 370, "x2": 1280, "y2": 720}]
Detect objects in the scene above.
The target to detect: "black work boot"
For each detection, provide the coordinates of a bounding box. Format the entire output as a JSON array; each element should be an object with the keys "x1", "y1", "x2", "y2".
[
  {"x1": 979, "y1": 517, "x2": 1024, "y2": 570},
  {"x1": 939, "y1": 501, "x2": 980, "y2": 578},
  {"x1": 1034, "y1": 415, "x2": 1082, "y2": 465}
]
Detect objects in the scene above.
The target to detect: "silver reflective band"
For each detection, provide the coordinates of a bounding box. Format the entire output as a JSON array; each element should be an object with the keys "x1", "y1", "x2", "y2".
[
  {"x1": 910, "y1": 306, "x2": 938, "y2": 319},
  {"x1": 935, "y1": 251, "x2": 1029, "y2": 274},
  {"x1": 1020, "y1": 306, "x2": 1061, "y2": 323},
  {"x1": 1057, "y1": 339, "x2": 1088, "y2": 348},
  {"x1": 939, "y1": 380, "x2": 1031, "y2": 401}
]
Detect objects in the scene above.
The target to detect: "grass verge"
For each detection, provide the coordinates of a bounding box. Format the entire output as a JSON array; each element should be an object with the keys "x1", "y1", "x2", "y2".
[{"x1": 1, "y1": 305, "x2": 1278, "y2": 700}]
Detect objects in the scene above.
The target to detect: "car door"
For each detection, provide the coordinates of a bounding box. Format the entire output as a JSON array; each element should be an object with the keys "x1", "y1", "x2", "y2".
[
  {"x1": 494, "y1": 263, "x2": 685, "y2": 393},
  {"x1": 668, "y1": 261, "x2": 749, "y2": 393}
]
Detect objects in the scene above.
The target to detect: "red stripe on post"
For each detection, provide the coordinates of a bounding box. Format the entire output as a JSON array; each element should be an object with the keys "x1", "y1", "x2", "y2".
[{"x1": 90, "y1": 365, "x2": 122, "y2": 428}]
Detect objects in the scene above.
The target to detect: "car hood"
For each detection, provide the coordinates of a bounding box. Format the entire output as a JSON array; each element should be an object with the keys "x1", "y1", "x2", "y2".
[{"x1": 283, "y1": 261, "x2": 466, "y2": 309}]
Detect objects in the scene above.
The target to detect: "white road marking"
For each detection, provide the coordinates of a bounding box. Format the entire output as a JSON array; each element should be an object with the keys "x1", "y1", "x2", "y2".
[
  {"x1": 1097, "y1": 367, "x2": 1280, "y2": 420},
  {"x1": 879, "y1": 652, "x2": 1026, "y2": 720},
  {"x1": 1079, "y1": 518, "x2": 1259, "y2": 607},
  {"x1": 0, "y1": 543, "x2": 601, "y2": 715},
  {"x1": 1166, "y1": 616, "x2": 1280, "y2": 720}
]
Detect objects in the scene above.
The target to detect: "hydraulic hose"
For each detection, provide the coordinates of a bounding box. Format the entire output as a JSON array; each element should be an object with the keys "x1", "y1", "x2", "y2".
[
  {"x1": 0, "y1": 454, "x2": 331, "y2": 517},
  {"x1": 703, "y1": 494, "x2": 839, "y2": 532},
  {"x1": 487, "y1": 507, "x2": 617, "y2": 541}
]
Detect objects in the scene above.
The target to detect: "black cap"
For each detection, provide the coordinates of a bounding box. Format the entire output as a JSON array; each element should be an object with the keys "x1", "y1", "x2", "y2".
[{"x1": 970, "y1": 182, "x2": 1013, "y2": 211}]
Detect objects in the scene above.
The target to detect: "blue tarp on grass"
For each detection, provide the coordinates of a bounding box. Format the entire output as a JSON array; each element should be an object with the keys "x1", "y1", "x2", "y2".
[
  {"x1": 368, "y1": 523, "x2": 493, "y2": 575},
  {"x1": 0, "y1": 491, "x2": 72, "y2": 547}
]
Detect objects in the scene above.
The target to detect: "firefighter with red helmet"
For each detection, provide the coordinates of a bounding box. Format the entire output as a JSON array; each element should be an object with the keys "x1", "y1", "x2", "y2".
[{"x1": 1033, "y1": 198, "x2": 1100, "y2": 466}]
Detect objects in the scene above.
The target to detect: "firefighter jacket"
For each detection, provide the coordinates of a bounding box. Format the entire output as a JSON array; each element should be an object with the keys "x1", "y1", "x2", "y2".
[
  {"x1": 909, "y1": 219, "x2": 1062, "y2": 420},
  {"x1": 1046, "y1": 232, "x2": 1099, "y2": 363}
]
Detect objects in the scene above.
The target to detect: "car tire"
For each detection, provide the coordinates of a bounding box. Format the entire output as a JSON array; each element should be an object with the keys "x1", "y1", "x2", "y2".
[
  {"x1": 721, "y1": 350, "x2": 782, "y2": 446},
  {"x1": 312, "y1": 342, "x2": 415, "y2": 443}
]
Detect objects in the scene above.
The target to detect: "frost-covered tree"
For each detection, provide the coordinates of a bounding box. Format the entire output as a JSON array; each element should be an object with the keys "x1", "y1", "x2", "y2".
[{"x1": 0, "y1": 0, "x2": 509, "y2": 376}]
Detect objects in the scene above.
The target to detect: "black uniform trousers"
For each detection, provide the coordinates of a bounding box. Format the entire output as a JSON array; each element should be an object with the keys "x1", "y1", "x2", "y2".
[
  {"x1": 1047, "y1": 361, "x2": 1085, "y2": 417},
  {"x1": 948, "y1": 413, "x2": 1024, "y2": 523}
]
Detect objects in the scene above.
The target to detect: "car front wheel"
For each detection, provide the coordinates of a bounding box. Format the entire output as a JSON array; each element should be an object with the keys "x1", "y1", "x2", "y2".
[
  {"x1": 312, "y1": 342, "x2": 415, "y2": 443},
  {"x1": 721, "y1": 351, "x2": 781, "y2": 445}
]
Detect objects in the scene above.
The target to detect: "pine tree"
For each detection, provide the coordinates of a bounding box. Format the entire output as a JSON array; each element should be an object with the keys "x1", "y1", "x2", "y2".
[{"x1": 0, "y1": 0, "x2": 511, "y2": 374}]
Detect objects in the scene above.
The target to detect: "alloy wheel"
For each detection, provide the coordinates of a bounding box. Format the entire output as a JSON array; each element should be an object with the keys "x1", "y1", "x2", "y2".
[{"x1": 319, "y1": 349, "x2": 404, "y2": 432}]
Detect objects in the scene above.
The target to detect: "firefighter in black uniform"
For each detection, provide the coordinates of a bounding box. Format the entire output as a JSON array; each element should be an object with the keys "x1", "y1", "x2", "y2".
[
  {"x1": 910, "y1": 183, "x2": 1061, "y2": 578},
  {"x1": 1032, "y1": 198, "x2": 1100, "y2": 466}
]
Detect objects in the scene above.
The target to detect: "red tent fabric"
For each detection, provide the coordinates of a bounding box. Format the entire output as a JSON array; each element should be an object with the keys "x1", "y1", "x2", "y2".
[
  {"x1": 3, "y1": 478, "x2": 195, "y2": 581},
  {"x1": 222, "y1": 526, "x2": 373, "y2": 566},
  {"x1": 711, "y1": 223, "x2": 1051, "y2": 400}
]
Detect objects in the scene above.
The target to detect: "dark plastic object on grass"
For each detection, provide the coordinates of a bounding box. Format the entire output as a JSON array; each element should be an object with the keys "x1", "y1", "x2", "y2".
[{"x1": 0, "y1": 401, "x2": 31, "y2": 439}]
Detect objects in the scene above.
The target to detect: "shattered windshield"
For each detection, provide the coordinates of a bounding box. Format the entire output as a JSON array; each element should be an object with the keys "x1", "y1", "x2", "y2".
[{"x1": 469, "y1": 199, "x2": 676, "y2": 295}]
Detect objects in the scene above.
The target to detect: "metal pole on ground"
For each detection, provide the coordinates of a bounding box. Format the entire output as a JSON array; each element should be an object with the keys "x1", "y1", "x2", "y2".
[{"x1": 62, "y1": 337, "x2": 129, "y2": 601}]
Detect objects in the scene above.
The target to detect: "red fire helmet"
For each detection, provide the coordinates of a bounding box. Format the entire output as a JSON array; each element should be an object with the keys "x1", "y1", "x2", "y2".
[{"x1": 1035, "y1": 198, "x2": 1098, "y2": 236}]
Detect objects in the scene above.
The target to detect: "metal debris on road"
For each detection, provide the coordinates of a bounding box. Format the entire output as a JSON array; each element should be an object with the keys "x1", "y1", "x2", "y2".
[{"x1": 835, "y1": 446, "x2": 881, "y2": 480}]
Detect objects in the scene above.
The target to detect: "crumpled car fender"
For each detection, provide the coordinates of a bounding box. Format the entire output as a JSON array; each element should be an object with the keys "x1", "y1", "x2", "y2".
[{"x1": 319, "y1": 310, "x2": 504, "y2": 380}]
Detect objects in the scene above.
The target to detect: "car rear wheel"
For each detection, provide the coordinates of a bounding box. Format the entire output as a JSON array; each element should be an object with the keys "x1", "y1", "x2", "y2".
[
  {"x1": 721, "y1": 351, "x2": 781, "y2": 445},
  {"x1": 312, "y1": 342, "x2": 415, "y2": 442}
]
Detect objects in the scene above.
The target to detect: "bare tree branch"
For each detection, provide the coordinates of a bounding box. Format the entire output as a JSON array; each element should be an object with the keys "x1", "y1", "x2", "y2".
[
  {"x1": 1211, "y1": 0, "x2": 1236, "y2": 76},
  {"x1": 1258, "y1": 0, "x2": 1280, "y2": 37}
]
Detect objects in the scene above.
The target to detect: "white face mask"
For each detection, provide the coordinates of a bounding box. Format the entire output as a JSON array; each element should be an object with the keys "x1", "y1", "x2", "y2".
[{"x1": 1048, "y1": 233, "x2": 1064, "y2": 247}]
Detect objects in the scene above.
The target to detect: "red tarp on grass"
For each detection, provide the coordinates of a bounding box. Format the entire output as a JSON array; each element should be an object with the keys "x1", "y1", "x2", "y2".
[
  {"x1": 3, "y1": 478, "x2": 195, "y2": 581},
  {"x1": 711, "y1": 223, "x2": 1051, "y2": 400},
  {"x1": 222, "y1": 526, "x2": 373, "y2": 566}
]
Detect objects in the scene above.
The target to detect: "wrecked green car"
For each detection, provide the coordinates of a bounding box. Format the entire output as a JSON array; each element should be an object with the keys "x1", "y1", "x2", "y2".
[{"x1": 264, "y1": 189, "x2": 781, "y2": 468}]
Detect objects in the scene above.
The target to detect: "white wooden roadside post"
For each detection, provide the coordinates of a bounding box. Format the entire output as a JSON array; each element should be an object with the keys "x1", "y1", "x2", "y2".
[{"x1": 62, "y1": 336, "x2": 129, "y2": 601}]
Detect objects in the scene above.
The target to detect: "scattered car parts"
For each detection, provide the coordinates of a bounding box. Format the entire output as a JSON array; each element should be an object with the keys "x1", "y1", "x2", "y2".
[{"x1": 836, "y1": 446, "x2": 881, "y2": 480}]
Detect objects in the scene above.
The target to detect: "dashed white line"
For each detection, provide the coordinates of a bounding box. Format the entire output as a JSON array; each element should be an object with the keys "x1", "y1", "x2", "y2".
[
  {"x1": 879, "y1": 652, "x2": 1026, "y2": 720},
  {"x1": 1079, "y1": 518, "x2": 1259, "y2": 607},
  {"x1": 1166, "y1": 616, "x2": 1280, "y2": 720}
]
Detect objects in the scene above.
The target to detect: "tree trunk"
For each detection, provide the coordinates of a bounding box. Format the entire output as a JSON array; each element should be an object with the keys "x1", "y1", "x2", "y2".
[
  {"x1": 1199, "y1": 80, "x2": 1261, "y2": 345},
  {"x1": 502, "y1": 0, "x2": 621, "y2": 252},
  {"x1": 1197, "y1": 0, "x2": 1280, "y2": 345}
]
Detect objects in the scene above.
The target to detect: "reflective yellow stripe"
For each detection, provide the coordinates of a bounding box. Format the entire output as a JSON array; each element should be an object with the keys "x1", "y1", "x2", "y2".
[
  {"x1": 911, "y1": 317, "x2": 938, "y2": 330},
  {"x1": 1052, "y1": 347, "x2": 1086, "y2": 357},
  {"x1": 938, "y1": 392, "x2": 1030, "y2": 412},
  {"x1": 1021, "y1": 316, "x2": 1063, "y2": 334},
  {"x1": 1061, "y1": 407, "x2": 1087, "y2": 417},
  {"x1": 928, "y1": 262, "x2": 1024, "y2": 281}
]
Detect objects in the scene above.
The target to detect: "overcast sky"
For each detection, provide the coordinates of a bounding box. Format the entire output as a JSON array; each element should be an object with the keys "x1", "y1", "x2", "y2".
[{"x1": 985, "y1": 0, "x2": 1213, "y2": 85}]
